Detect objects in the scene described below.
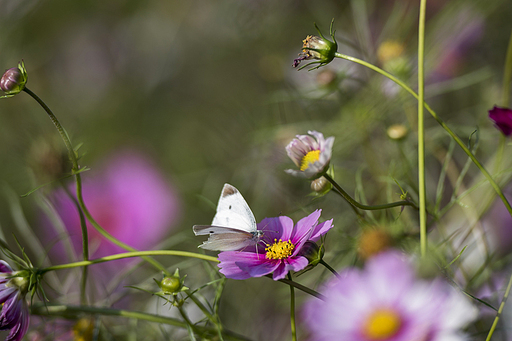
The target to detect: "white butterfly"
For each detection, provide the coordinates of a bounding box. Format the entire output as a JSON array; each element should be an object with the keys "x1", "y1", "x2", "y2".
[{"x1": 193, "y1": 183, "x2": 264, "y2": 251}]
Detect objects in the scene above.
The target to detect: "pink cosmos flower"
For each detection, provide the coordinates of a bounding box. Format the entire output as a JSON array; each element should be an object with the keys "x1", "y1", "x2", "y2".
[
  {"x1": 285, "y1": 131, "x2": 334, "y2": 179},
  {"x1": 45, "y1": 150, "x2": 181, "y2": 259},
  {"x1": 303, "y1": 251, "x2": 478, "y2": 341},
  {"x1": 489, "y1": 106, "x2": 512, "y2": 136},
  {"x1": 218, "y1": 210, "x2": 333, "y2": 280},
  {"x1": 0, "y1": 261, "x2": 30, "y2": 341}
]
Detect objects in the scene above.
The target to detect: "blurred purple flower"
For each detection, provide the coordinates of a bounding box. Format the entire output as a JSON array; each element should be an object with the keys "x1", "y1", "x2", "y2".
[
  {"x1": 285, "y1": 131, "x2": 334, "y2": 179},
  {"x1": 47, "y1": 150, "x2": 181, "y2": 258},
  {"x1": 303, "y1": 252, "x2": 477, "y2": 341},
  {"x1": 489, "y1": 106, "x2": 512, "y2": 136},
  {"x1": 218, "y1": 210, "x2": 333, "y2": 280},
  {"x1": 0, "y1": 261, "x2": 29, "y2": 341}
]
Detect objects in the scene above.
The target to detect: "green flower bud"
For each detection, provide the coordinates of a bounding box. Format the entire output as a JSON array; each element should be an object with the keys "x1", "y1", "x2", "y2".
[
  {"x1": 293, "y1": 21, "x2": 338, "y2": 71},
  {"x1": 0, "y1": 61, "x2": 27, "y2": 97},
  {"x1": 155, "y1": 269, "x2": 188, "y2": 296}
]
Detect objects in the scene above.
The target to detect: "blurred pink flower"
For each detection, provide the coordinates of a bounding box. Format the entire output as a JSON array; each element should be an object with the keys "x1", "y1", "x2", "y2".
[
  {"x1": 303, "y1": 251, "x2": 477, "y2": 341},
  {"x1": 285, "y1": 131, "x2": 334, "y2": 179},
  {"x1": 46, "y1": 150, "x2": 181, "y2": 258}
]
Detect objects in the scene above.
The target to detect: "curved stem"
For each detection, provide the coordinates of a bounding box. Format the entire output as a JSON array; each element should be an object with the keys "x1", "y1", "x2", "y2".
[
  {"x1": 418, "y1": 0, "x2": 428, "y2": 257},
  {"x1": 323, "y1": 173, "x2": 418, "y2": 211},
  {"x1": 485, "y1": 272, "x2": 512, "y2": 341},
  {"x1": 40, "y1": 250, "x2": 219, "y2": 274},
  {"x1": 287, "y1": 273, "x2": 297, "y2": 341},
  {"x1": 333, "y1": 54, "x2": 512, "y2": 218},
  {"x1": 22, "y1": 87, "x2": 171, "y2": 276}
]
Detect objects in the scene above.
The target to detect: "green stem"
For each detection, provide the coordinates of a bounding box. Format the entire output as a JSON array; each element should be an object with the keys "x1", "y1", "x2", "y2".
[
  {"x1": 502, "y1": 28, "x2": 512, "y2": 107},
  {"x1": 323, "y1": 173, "x2": 418, "y2": 211},
  {"x1": 485, "y1": 272, "x2": 512, "y2": 341},
  {"x1": 333, "y1": 54, "x2": 512, "y2": 218},
  {"x1": 30, "y1": 303, "x2": 251, "y2": 341},
  {"x1": 288, "y1": 273, "x2": 297, "y2": 341},
  {"x1": 418, "y1": 0, "x2": 428, "y2": 257},
  {"x1": 22, "y1": 87, "x2": 171, "y2": 276},
  {"x1": 319, "y1": 259, "x2": 339, "y2": 277},
  {"x1": 40, "y1": 250, "x2": 219, "y2": 274},
  {"x1": 23, "y1": 87, "x2": 92, "y2": 300}
]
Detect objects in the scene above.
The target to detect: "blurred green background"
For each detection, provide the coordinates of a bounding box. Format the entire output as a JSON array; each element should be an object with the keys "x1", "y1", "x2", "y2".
[{"x1": 1, "y1": 0, "x2": 512, "y2": 339}]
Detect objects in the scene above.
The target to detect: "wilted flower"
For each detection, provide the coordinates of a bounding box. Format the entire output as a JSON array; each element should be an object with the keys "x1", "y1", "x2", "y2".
[
  {"x1": 0, "y1": 61, "x2": 27, "y2": 98},
  {"x1": 303, "y1": 251, "x2": 478, "y2": 341},
  {"x1": 0, "y1": 261, "x2": 30, "y2": 341},
  {"x1": 293, "y1": 21, "x2": 338, "y2": 71},
  {"x1": 488, "y1": 106, "x2": 512, "y2": 136},
  {"x1": 285, "y1": 131, "x2": 334, "y2": 179},
  {"x1": 218, "y1": 210, "x2": 333, "y2": 280}
]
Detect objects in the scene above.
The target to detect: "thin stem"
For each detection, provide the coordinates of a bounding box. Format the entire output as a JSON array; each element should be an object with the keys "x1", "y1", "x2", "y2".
[
  {"x1": 418, "y1": 0, "x2": 428, "y2": 257},
  {"x1": 30, "y1": 303, "x2": 251, "y2": 341},
  {"x1": 333, "y1": 53, "x2": 512, "y2": 218},
  {"x1": 22, "y1": 87, "x2": 171, "y2": 276},
  {"x1": 288, "y1": 273, "x2": 297, "y2": 341},
  {"x1": 485, "y1": 272, "x2": 512, "y2": 341},
  {"x1": 502, "y1": 28, "x2": 512, "y2": 107},
  {"x1": 319, "y1": 259, "x2": 339, "y2": 277},
  {"x1": 323, "y1": 173, "x2": 418, "y2": 211},
  {"x1": 40, "y1": 250, "x2": 219, "y2": 274},
  {"x1": 272, "y1": 275, "x2": 325, "y2": 300}
]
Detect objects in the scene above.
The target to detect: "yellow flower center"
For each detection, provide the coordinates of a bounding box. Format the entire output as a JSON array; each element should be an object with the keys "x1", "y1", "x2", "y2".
[
  {"x1": 265, "y1": 239, "x2": 295, "y2": 260},
  {"x1": 363, "y1": 308, "x2": 402, "y2": 340},
  {"x1": 300, "y1": 150, "x2": 321, "y2": 171},
  {"x1": 73, "y1": 318, "x2": 94, "y2": 341}
]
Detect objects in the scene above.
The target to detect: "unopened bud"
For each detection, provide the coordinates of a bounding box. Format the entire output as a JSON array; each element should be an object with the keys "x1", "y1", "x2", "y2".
[
  {"x1": 311, "y1": 176, "x2": 332, "y2": 195},
  {"x1": 299, "y1": 241, "x2": 324, "y2": 267},
  {"x1": 155, "y1": 269, "x2": 188, "y2": 295},
  {"x1": 0, "y1": 61, "x2": 27, "y2": 97}
]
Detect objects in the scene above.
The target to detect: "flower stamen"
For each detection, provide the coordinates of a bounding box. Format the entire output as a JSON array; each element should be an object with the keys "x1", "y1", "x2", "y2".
[
  {"x1": 300, "y1": 150, "x2": 321, "y2": 171},
  {"x1": 265, "y1": 239, "x2": 295, "y2": 260}
]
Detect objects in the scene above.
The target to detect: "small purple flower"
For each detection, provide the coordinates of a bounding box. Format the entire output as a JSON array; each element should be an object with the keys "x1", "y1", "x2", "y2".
[
  {"x1": 0, "y1": 261, "x2": 30, "y2": 341},
  {"x1": 218, "y1": 210, "x2": 333, "y2": 280},
  {"x1": 489, "y1": 106, "x2": 512, "y2": 136},
  {"x1": 285, "y1": 131, "x2": 334, "y2": 179},
  {"x1": 303, "y1": 252, "x2": 477, "y2": 341}
]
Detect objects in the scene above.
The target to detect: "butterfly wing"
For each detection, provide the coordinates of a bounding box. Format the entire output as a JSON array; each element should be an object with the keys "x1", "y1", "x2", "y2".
[
  {"x1": 211, "y1": 183, "x2": 257, "y2": 233},
  {"x1": 193, "y1": 226, "x2": 258, "y2": 251}
]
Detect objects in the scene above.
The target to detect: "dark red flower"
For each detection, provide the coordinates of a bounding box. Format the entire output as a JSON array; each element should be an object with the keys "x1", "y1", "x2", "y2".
[{"x1": 489, "y1": 106, "x2": 512, "y2": 136}]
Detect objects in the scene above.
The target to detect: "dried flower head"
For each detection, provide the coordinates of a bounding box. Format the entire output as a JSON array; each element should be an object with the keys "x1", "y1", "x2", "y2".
[{"x1": 293, "y1": 21, "x2": 338, "y2": 71}]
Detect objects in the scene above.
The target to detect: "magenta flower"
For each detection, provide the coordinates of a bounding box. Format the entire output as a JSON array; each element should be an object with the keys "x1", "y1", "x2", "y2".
[
  {"x1": 45, "y1": 150, "x2": 181, "y2": 258},
  {"x1": 0, "y1": 261, "x2": 30, "y2": 341},
  {"x1": 303, "y1": 252, "x2": 477, "y2": 341},
  {"x1": 218, "y1": 210, "x2": 333, "y2": 280},
  {"x1": 285, "y1": 131, "x2": 334, "y2": 179},
  {"x1": 489, "y1": 106, "x2": 512, "y2": 136}
]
